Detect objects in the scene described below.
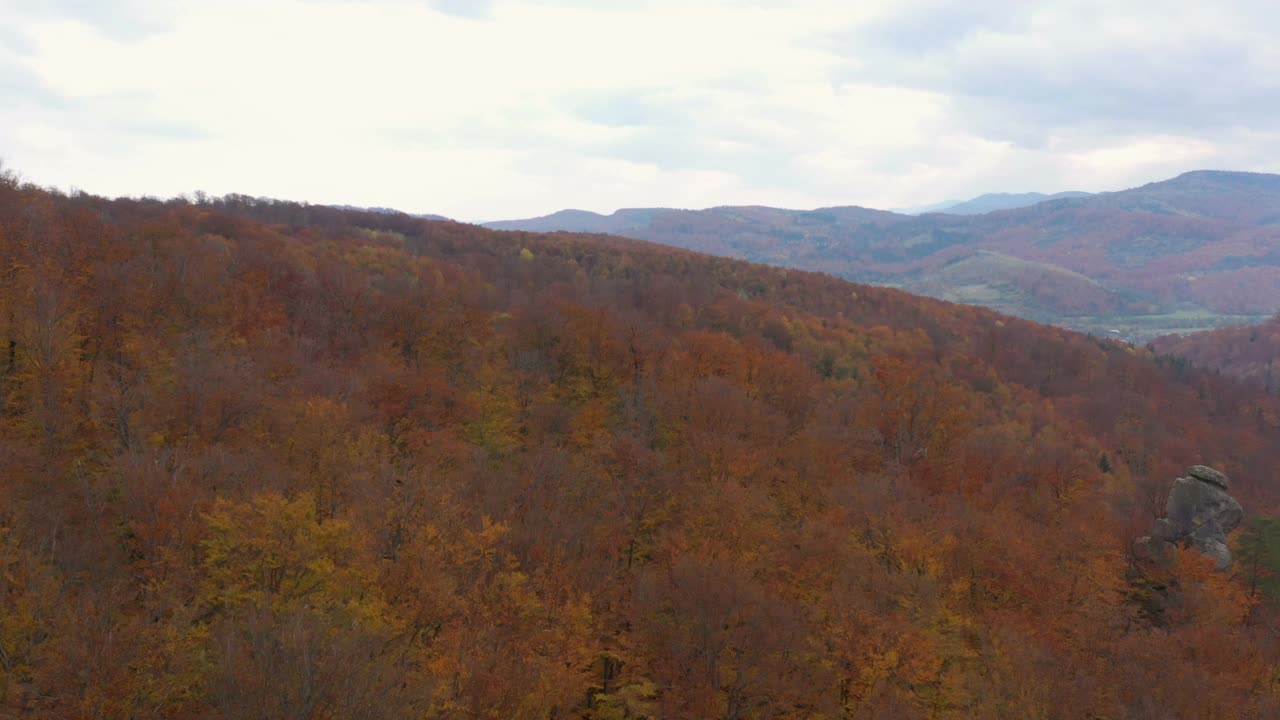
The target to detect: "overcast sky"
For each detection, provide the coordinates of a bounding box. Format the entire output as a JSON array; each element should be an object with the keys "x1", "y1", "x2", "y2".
[{"x1": 3, "y1": 0, "x2": 1279, "y2": 221}]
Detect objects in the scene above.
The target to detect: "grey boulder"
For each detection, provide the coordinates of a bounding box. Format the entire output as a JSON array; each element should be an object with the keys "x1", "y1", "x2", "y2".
[
  {"x1": 1164, "y1": 476, "x2": 1243, "y2": 538},
  {"x1": 1133, "y1": 466, "x2": 1243, "y2": 571},
  {"x1": 1187, "y1": 465, "x2": 1230, "y2": 490}
]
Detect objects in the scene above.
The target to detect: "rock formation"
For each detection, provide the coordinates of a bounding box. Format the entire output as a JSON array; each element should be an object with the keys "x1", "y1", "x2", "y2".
[{"x1": 1133, "y1": 465, "x2": 1243, "y2": 571}]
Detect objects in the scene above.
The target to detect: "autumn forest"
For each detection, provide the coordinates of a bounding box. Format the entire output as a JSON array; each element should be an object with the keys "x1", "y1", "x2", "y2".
[{"x1": 5, "y1": 167, "x2": 1280, "y2": 719}]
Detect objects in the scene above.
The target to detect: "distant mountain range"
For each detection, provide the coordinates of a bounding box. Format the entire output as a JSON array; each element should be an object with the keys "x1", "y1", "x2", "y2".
[
  {"x1": 329, "y1": 204, "x2": 449, "y2": 221},
  {"x1": 933, "y1": 191, "x2": 1094, "y2": 215},
  {"x1": 481, "y1": 171, "x2": 1280, "y2": 339},
  {"x1": 894, "y1": 190, "x2": 1093, "y2": 215}
]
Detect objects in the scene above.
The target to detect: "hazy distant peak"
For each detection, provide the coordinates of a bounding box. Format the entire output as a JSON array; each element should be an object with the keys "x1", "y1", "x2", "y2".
[
  {"x1": 893, "y1": 191, "x2": 1091, "y2": 216},
  {"x1": 483, "y1": 207, "x2": 674, "y2": 233},
  {"x1": 928, "y1": 191, "x2": 1092, "y2": 215},
  {"x1": 891, "y1": 199, "x2": 962, "y2": 215},
  {"x1": 542, "y1": 208, "x2": 608, "y2": 220},
  {"x1": 329, "y1": 204, "x2": 449, "y2": 221}
]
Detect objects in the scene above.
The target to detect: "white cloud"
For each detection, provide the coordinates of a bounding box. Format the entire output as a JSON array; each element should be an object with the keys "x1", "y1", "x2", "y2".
[
  {"x1": 12, "y1": 122, "x2": 72, "y2": 150},
  {"x1": 0, "y1": 0, "x2": 1278, "y2": 219}
]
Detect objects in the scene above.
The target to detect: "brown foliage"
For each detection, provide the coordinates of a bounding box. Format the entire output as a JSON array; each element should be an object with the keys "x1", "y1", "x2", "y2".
[{"x1": 1, "y1": 183, "x2": 1279, "y2": 717}]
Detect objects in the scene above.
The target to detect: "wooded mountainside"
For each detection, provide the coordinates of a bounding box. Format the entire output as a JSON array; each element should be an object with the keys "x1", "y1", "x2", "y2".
[
  {"x1": 3, "y1": 172, "x2": 1280, "y2": 718},
  {"x1": 1153, "y1": 315, "x2": 1280, "y2": 389}
]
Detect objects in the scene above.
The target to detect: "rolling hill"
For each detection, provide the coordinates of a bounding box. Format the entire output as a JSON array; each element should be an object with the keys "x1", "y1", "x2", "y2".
[{"x1": 485, "y1": 171, "x2": 1280, "y2": 339}]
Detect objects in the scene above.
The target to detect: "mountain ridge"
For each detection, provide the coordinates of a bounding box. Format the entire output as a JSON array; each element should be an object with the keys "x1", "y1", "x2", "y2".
[{"x1": 482, "y1": 170, "x2": 1280, "y2": 338}]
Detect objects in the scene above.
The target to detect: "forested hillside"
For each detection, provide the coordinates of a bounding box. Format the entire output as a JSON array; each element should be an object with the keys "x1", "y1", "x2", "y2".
[
  {"x1": 4, "y1": 173, "x2": 1280, "y2": 718},
  {"x1": 1154, "y1": 315, "x2": 1280, "y2": 389}
]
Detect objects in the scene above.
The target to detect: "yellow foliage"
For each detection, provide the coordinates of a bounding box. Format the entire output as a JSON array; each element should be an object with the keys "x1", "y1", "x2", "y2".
[
  {"x1": 465, "y1": 357, "x2": 521, "y2": 453},
  {"x1": 200, "y1": 491, "x2": 391, "y2": 628}
]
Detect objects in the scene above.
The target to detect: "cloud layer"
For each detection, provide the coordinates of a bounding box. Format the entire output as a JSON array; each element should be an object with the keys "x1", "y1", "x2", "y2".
[{"x1": 2, "y1": 0, "x2": 1278, "y2": 220}]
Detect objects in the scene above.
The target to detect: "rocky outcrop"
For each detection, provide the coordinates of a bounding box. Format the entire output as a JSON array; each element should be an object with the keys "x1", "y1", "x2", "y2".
[
  {"x1": 1187, "y1": 464, "x2": 1229, "y2": 490},
  {"x1": 1133, "y1": 465, "x2": 1243, "y2": 571}
]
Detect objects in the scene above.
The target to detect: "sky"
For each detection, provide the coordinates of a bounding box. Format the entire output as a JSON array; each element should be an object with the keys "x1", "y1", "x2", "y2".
[{"x1": 3, "y1": 0, "x2": 1280, "y2": 222}]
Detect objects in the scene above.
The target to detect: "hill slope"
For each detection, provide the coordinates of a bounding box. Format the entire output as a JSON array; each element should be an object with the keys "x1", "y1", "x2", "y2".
[
  {"x1": 485, "y1": 171, "x2": 1280, "y2": 338},
  {"x1": 3, "y1": 177, "x2": 1280, "y2": 717},
  {"x1": 1153, "y1": 314, "x2": 1280, "y2": 388}
]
